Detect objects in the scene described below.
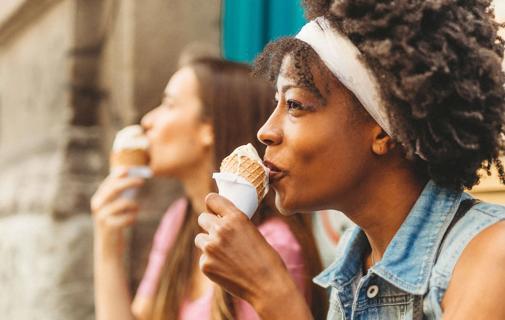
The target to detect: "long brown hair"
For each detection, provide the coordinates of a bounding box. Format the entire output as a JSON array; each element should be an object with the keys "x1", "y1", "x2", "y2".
[{"x1": 151, "y1": 57, "x2": 327, "y2": 320}]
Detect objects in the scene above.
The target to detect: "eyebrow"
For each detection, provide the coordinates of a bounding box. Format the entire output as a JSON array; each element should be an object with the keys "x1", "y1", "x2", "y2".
[
  {"x1": 278, "y1": 84, "x2": 304, "y2": 94},
  {"x1": 278, "y1": 82, "x2": 327, "y2": 106}
]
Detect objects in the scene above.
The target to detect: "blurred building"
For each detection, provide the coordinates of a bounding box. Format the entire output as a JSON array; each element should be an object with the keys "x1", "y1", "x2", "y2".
[{"x1": 0, "y1": 0, "x2": 220, "y2": 319}]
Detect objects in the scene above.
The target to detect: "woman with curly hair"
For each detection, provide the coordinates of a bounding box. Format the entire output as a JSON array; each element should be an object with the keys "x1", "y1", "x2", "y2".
[{"x1": 195, "y1": 1, "x2": 505, "y2": 319}]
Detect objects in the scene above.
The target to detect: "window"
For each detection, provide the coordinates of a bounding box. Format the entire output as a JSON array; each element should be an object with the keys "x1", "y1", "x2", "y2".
[{"x1": 222, "y1": 0, "x2": 306, "y2": 63}]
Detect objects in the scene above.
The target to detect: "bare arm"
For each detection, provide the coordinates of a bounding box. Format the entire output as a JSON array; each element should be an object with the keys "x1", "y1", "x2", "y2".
[
  {"x1": 94, "y1": 243, "x2": 136, "y2": 320},
  {"x1": 91, "y1": 169, "x2": 144, "y2": 320},
  {"x1": 195, "y1": 193, "x2": 313, "y2": 320},
  {"x1": 442, "y1": 221, "x2": 505, "y2": 320}
]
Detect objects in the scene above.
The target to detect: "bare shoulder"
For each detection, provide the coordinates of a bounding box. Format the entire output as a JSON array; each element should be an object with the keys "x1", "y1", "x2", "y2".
[
  {"x1": 442, "y1": 220, "x2": 505, "y2": 319},
  {"x1": 460, "y1": 219, "x2": 505, "y2": 257}
]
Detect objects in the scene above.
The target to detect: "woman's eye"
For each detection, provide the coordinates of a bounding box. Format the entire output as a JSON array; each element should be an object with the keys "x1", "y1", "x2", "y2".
[{"x1": 287, "y1": 100, "x2": 305, "y2": 112}]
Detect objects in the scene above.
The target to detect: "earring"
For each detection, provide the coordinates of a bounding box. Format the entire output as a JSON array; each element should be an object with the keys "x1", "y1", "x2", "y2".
[{"x1": 202, "y1": 133, "x2": 213, "y2": 146}]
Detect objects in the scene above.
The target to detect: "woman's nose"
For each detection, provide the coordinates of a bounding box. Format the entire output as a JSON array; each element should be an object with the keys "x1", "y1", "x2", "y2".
[
  {"x1": 257, "y1": 111, "x2": 283, "y2": 146},
  {"x1": 140, "y1": 108, "x2": 155, "y2": 131}
]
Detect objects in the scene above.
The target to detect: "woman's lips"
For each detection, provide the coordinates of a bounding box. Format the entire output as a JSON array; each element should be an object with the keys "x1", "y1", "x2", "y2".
[{"x1": 263, "y1": 160, "x2": 286, "y2": 183}]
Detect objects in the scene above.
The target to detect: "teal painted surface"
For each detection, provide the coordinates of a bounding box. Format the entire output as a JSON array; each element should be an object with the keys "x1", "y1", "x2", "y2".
[{"x1": 222, "y1": 0, "x2": 306, "y2": 63}]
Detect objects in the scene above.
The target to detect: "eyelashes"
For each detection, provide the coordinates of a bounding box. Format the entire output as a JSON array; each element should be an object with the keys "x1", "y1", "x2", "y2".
[
  {"x1": 274, "y1": 96, "x2": 315, "y2": 116},
  {"x1": 287, "y1": 99, "x2": 305, "y2": 111}
]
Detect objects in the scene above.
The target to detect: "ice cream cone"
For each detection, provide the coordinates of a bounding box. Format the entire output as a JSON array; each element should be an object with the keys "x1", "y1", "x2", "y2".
[
  {"x1": 110, "y1": 149, "x2": 149, "y2": 169},
  {"x1": 213, "y1": 172, "x2": 259, "y2": 218},
  {"x1": 110, "y1": 125, "x2": 152, "y2": 198},
  {"x1": 220, "y1": 154, "x2": 267, "y2": 202},
  {"x1": 109, "y1": 125, "x2": 150, "y2": 171},
  {"x1": 213, "y1": 144, "x2": 269, "y2": 218}
]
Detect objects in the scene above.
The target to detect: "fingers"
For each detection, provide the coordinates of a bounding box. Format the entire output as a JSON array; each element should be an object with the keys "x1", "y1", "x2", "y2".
[
  {"x1": 197, "y1": 212, "x2": 220, "y2": 233},
  {"x1": 198, "y1": 252, "x2": 210, "y2": 274},
  {"x1": 106, "y1": 212, "x2": 138, "y2": 228},
  {"x1": 94, "y1": 198, "x2": 139, "y2": 230},
  {"x1": 195, "y1": 233, "x2": 211, "y2": 252},
  {"x1": 205, "y1": 193, "x2": 243, "y2": 218},
  {"x1": 91, "y1": 176, "x2": 144, "y2": 212},
  {"x1": 108, "y1": 167, "x2": 129, "y2": 179},
  {"x1": 195, "y1": 233, "x2": 214, "y2": 275},
  {"x1": 99, "y1": 198, "x2": 139, "y2": 217}
]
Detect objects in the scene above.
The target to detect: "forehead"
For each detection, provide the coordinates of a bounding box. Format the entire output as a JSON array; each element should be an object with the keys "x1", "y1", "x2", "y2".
[
  {"x1": 165, "y1": 66, "x2": 199, "y2": 97},
  {"x1": 276, "y1": 54, "x2": 335, "y2": 98},
  {"x1": 276, "y1": 52, "x2": 372, "y2": 123}
]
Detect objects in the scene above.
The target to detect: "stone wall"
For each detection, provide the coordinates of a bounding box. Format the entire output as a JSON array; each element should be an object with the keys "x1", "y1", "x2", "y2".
[
  {"x1": 0, "y1": 0, "x2": 221, "y2": 319},
  {"x1": 0, "y1": 1, "x2": 96, "y2": 319}
]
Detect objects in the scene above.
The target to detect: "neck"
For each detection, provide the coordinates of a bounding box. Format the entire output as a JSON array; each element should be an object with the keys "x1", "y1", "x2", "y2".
[
  {"x1": 179, "y1": 158, "x2": 214, "y2": 214},
  {"x1": 342, "y1": 164, "x2": 427, "y2": 266}
]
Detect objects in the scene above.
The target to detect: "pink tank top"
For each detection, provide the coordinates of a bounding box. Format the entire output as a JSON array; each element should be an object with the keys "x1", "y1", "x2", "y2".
[{"x1": 136, "y1": 198, "x2": 308, "y2": 320}]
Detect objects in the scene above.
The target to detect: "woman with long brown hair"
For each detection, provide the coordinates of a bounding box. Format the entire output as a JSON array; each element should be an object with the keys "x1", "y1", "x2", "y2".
[{"x1": 91, "y1": 57, "x2": 327, "y2": 320}]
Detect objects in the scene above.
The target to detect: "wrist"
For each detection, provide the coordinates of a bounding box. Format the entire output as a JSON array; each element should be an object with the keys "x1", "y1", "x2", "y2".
[
  {"x1": 250, "y1": 271, "x2": 311, "y2": 320},
  {"x1": 94, "y1": 235, "x2": 124, "y2": 262}
]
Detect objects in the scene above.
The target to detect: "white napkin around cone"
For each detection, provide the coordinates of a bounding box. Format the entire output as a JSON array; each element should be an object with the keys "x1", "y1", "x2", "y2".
[
  {"x1": 212, "y1": 172, "x2": 259, "y2": 219},
  {"x1": 111, "y1": 166, "x2": 152, "y2": 199}
]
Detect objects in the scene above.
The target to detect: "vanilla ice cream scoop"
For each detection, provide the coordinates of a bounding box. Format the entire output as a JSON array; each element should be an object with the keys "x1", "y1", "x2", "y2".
[
  {"x1": 110, "y1": 125, "x2": 152, "y2": 198},
  {"x1": 226, "y1": 143, "x2": 264, "y2": 164},
  {"x1": 112, "y1": 125, "x2": 149, "y2": 152},
  {"x1": 220, "y1": 144, "x2": 269, "y2": 200},
  {"x1": 110, "y1": 125, "x2": 150, "y2": 169},
  {"x1": 213, "y1": 143, "x2": 269, "y2": 218}
]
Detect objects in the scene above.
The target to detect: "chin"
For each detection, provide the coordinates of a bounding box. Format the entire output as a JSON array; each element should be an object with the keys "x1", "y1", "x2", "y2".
[
  {"x1": 150, "y1": 163, "x2": 176, "y2": 178},
  {"x1": 274, "y1": 190, "x2": 317, "y2": 215},
  {"x1": 274, "y1": 191, "x2": 299, "y2": 216},
  {"x1": 149, "y1": 163, "x2": 164, "y2": 176}
]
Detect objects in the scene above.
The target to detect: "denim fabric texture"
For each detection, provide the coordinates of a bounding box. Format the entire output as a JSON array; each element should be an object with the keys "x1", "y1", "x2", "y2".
[{"x1": 314, "y1": 180, "x2": 505, "y2": 319}]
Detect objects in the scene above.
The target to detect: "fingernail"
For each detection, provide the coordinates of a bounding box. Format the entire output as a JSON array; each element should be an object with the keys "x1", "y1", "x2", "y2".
[{"x1": 111, "y1": 167, "x2": 128, "y2": 177}]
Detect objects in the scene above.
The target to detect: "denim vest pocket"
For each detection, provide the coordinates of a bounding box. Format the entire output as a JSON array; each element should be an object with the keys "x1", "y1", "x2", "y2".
[{"x1": 354, "y1": 293, "x2": 416, "y2": 319}]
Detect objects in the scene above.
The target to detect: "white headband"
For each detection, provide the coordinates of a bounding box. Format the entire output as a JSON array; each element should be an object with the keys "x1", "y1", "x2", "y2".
[{"x1": 295, "y1": 17, "x2": 392, "y2": 136}]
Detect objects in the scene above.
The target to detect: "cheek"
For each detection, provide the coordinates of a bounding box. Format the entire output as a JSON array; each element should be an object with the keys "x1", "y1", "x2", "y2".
[
  {"x1": 149, "y1": 111, "x2": 202, "y2": 172},
  {"x1": 287, "y1": 117, "x2": 344, "y2": 175},
  {"x1": 279, "y1": 116, "x2": 369, "y2": 210},
  {"x1": 150, "y1": 113, "x2": 183, "y2": 148}
]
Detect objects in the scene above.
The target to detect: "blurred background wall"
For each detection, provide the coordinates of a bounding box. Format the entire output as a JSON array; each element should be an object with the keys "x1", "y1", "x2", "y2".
[
  {"x1": 0, "y1": 0, "x2": 220, "y2": 319},
  {"x1": 0, "y1": 1, "x2": 504, "y2": 319}
]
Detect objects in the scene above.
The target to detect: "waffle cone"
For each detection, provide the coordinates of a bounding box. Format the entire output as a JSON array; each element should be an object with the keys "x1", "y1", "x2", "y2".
[
  {"x1": 110, "y1": 149, "x2": 149, "y2": 169},
  {"x1": 220, "y1": 154, "x2": 267, "y2": 201}
]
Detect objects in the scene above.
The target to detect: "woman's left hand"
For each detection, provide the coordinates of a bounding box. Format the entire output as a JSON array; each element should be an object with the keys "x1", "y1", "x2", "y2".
[{"x1": 195, "y1": 193, "x2": 312, "y2": 320}]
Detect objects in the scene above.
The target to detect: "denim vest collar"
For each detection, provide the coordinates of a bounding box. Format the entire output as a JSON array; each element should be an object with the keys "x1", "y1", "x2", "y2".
[{"x1": 314, "y1": 180, "x2": 467, "y2": 295}]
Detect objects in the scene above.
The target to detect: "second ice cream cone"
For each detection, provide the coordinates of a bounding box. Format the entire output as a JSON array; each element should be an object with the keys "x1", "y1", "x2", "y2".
[{"x1": 110, "y1": 149, "x2": 150, "y2": 169}]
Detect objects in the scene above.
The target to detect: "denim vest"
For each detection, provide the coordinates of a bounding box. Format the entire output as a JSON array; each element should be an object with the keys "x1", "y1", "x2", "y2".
[{"x1": 314, "y1": 180, "x2": 505, "y2": 319}]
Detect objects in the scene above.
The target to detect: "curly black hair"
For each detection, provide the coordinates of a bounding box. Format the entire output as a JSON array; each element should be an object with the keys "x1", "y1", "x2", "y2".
[{"x1": 253, "y1": 0, "x2": 505, "y2": 190}]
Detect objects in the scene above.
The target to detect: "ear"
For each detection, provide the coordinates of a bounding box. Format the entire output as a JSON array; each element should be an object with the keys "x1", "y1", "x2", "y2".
[
  {"x1": 198, "y1": 122, "x2": 214, "y2": 147},
  {"x1": 371, "y1": 125, "x2": 395, "y2": 156}
]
